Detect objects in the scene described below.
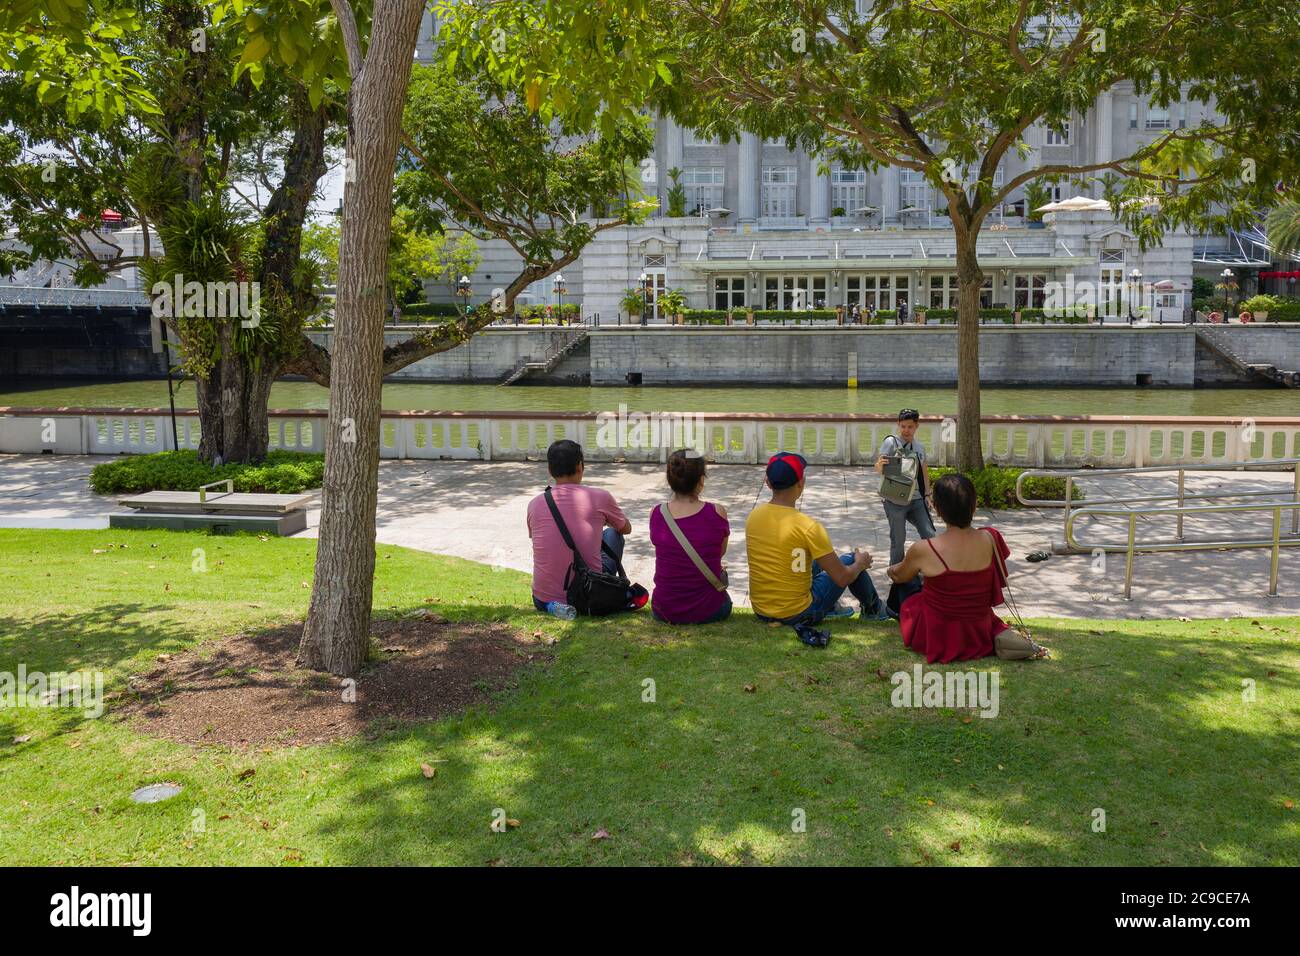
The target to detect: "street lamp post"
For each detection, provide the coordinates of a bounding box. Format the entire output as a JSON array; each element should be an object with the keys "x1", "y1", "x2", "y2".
[
  {"x1": 1128, "y1": 268, "x2": 1142, "y2": 324},
  {"x1": 553, "y1": 274, "x2": 567, "y2": 326},
  {"x1": 456, "y1": 275, "x2": 472, "y2": 317}
]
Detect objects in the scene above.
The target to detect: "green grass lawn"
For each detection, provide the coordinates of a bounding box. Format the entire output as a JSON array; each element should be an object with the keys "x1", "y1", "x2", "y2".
[{"x1": 0, "y1": 528, "x2": 1296, "y2": 866}]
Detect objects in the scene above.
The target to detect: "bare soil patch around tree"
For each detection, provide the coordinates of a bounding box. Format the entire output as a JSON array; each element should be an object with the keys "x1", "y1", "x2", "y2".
[{"x1": 117, "y1": 616, "x2": 552, "y2": 747}]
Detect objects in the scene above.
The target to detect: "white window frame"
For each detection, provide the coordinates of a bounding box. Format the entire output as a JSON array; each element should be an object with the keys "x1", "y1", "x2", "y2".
[
  {"x1": 763, "y1": 272, "x2": 829, "y2": 310},
  {"x1": 1014, "y1": 273, "x2": 1048, "y2": 309},
  {"x1": 761, "y1": 165, "x2": 797, "y2": 219},
  {"x1": 844, "y1": 273, "x2": 911, "y2": 310},
  {"x1": 900, "y1": 168, "x2": 931, "y2": 211},
  {"x1": 831, "y1": 167, "x2": 867, "y2": 214},
  {"x1": 1146, "y1": 103, "x2": 1171, "y2": 130},
  {"x1": 713, "y1": 276, "x2": 746, "y2": 310},
  {"x1": 683, "y1": 166, "x2": 724, "y2": 215},
  {"x1": 1045, "y1": 122, "x2": 1070, "y2": 146}
]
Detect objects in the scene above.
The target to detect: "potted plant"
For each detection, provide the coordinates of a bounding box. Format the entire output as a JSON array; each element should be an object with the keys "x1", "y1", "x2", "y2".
[
  {"x1": 1024, "y1": 181, "x2": 1051, "y2": 229},
  {"x1": 1242, "y1": 294, "x2": 1281, "y2": 321},
  {"x1": 745, "y1": 306, "x2": 755, "y2": 325},
  {"x1": 621, "y1": 288, "x2": 645, "y2": 322},
  {"x1": 660, "y1": 288, "x2": 687, "y2": 324}
]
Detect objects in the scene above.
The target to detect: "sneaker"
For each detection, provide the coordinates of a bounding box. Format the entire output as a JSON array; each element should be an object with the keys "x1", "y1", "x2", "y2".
[
  {"x1": 824, "y1": 602, "x2": 856, "y2": 619},
  {"x1": 860, "y1": 600, "x2": 892, "y2": 622},
  {"x1": 544, "y1": 601, "x2": 577, "y2": 621}
]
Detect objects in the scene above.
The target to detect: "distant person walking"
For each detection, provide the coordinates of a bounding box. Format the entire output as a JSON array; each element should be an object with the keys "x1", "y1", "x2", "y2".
[{"x1": 874, "y1": 408, "x2": 936, "y2": 569}]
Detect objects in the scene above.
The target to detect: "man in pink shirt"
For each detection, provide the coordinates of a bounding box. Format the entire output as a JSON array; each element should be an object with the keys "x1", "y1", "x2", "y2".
[{"x1": 527, "y1": 440, "x2": 636, "y2": 619}]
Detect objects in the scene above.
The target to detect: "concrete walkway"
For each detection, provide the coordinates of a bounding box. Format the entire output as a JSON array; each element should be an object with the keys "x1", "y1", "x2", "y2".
[{"x1": 2, "y1": 453, "x2": 1297, "y2": 619}]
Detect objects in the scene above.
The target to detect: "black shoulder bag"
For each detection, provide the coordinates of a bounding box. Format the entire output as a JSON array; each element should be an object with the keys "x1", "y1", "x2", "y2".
[{"x1": 543, "y1": 487, "x2": 640, "y2": 616}]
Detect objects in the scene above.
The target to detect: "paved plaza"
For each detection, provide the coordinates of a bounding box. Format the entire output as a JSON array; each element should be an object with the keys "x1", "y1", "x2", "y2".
[{"x1": 1, "y1": 453, "x2": 1297, "y2": 619}]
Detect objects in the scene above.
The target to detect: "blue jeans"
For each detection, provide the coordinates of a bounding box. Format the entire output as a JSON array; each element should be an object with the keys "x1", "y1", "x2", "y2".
[
  {"x1": 884, "y1": 497, "x2": 936, "y2": 567},
  {"x1": 533, "y1": 528, "x2": 626, "y2": 612},
  {"x1": 754, "y1": 554, "x2": 883, "y2": 627}
]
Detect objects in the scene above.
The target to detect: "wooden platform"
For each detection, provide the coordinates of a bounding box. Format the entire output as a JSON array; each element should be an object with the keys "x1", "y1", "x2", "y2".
[{"x1": 113, "y1": 490, "x2": 314, "y2": 535}]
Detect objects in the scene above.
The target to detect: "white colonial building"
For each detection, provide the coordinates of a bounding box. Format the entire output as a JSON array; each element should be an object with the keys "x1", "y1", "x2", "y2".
[{"x1": 414, "y1": 10, "x2": 1287, "y2": 322}]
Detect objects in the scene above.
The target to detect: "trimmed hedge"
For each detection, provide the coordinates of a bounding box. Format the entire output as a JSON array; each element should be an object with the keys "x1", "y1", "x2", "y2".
[
  {"x1": 90, "y1": 450, "x2": 324, "y2": 496},
  {"x1": 399, "y1": 302, "x2": 461, "y2": 318},
  {"x1": 680, "y1": 309, "x2": 733, "y2": 324},
  {"x1": 751, "y1": 309, "x2": 839, "y2": 323},
  {"x1": 929, "y1": 465, "x2": 1083, "y2": 510}
]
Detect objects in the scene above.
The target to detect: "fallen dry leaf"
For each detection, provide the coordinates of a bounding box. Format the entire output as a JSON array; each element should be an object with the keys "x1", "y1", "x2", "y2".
[
  {"x1": 420, "y1": 763, "x2": 437, "y2": 779},
  {"x1": 237, "y1": 768, "x2": 256, "y2": 781},
  {"x1": 12, "y1": 735, "x2": 31, "y2": 744},
  {"x1": 591, "y1": 828, "x2": 611, "y2": 841},
  {"x1": 743, "y1": 683, "x2": 756, "y2": 693}
]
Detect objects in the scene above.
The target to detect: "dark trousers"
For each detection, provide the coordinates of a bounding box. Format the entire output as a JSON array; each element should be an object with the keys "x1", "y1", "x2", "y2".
[{"x1": 884, "y1": 497, "x2": 936, "y2": 566}]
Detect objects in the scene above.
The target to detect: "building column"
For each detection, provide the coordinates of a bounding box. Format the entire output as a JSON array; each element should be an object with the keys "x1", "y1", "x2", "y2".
[
  {"x1": 738, "y1": 132, "x2": 760, "y2": 226},
  {"x1": 809, "y1": 152, "x2": 830, "y2": 226},
  {"x1": 665, "y1": 115, "x2": 684, "y2": 178},
  {"x1": 664, "y1": 115, "x2": 684, "y2": 214},
  {"x1": 882, "y1": 163, "x2": 900, "y2": 224},
  {"x1": 1092, "y1": 92, "x2": 1113, "y2": 199}
]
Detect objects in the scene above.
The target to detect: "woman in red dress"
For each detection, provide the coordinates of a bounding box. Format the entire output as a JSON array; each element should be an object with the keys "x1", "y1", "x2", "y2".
[{"x1": 886, "y1": 473, "x2": 1019, "y2": 664}]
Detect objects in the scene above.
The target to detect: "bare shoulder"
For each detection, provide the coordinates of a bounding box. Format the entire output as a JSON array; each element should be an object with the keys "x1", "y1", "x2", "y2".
[{"x1": 713, "y1": 501, "x2": 729, "y2": 520}]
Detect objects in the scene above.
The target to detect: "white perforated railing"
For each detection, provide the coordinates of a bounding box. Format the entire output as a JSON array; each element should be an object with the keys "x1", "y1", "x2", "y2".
[{"x1": 1, "y1": 408, "x2": 1298, "y2": 468}]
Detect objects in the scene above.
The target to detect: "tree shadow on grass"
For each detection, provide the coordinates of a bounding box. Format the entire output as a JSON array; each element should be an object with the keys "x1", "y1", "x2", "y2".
[
  {"x1": 0, "y1": 603, "x2": 207, "y2": 754},
  {"x1": 301, "y1": 610, "x2": 1300, "y2": 866},
  {"x1": 0, "y1": 603, "x2": 198, "y2": 675}
]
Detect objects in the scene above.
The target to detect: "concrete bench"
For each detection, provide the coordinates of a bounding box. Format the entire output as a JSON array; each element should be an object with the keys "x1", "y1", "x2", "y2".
[{"x1": 110, "y1": 480, "x2": 314, "y2": 535}]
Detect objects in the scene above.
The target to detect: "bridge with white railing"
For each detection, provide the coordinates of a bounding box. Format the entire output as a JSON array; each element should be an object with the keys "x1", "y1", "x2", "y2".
[
  {"x1": 0, "y1": 285, "x2": 151, "y2": 310},
  {"x1": 2, "y1": 407, "x2": 1298, "y2": 470}
]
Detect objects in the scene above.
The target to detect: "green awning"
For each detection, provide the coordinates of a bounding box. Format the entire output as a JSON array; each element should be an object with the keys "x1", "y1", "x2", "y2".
[{"x1": 686, "y1": 256, "x2": 1096, "y2": 271}]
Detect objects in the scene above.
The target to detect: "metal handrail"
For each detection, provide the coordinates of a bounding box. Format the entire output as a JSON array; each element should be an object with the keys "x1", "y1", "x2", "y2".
[
  {"x1": 1066, "y1": 500, "x2": 1300, "y2": 598},
  {"x1": 198, "y1": 479, "x2": 234, "y2": 503},
  {"x1": 1017, "y1": 458, "x2": 1300, "y2": 541}
]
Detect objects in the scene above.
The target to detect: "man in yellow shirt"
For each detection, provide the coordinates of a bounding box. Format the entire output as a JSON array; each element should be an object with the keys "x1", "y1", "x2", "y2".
[{"x1": 746, "y1": 452, "x2": 889, "y2": 643}]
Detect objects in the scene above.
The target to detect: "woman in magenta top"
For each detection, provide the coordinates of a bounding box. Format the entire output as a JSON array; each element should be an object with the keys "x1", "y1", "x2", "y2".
[
  {"x1": 649, "y1": 450, "x2": 732, "y2": 624},
  {"x1": 887, "y1": 473, "x2": 1028, "y2": 663}
]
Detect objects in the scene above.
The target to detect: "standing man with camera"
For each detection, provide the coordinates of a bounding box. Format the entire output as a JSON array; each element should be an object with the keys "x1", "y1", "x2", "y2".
[{"x1": 874, "y1": 408, "x2": 936, "y2": 568}]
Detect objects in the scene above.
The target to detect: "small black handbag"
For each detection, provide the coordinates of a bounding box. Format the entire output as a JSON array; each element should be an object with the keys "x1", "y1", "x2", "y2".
[
  {"x1": 543, "y1": 487, "x2": 642, "y2": 616},
  {"x1": 887, "y1": 574, "x2": 923, "y2": 616}
]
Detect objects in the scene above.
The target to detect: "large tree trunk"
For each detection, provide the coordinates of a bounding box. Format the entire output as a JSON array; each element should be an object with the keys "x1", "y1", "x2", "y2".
[
  {"x1": 298, "y1": 0, "x2": 426, "y2": 675},
  {"x1": 194, "y1": 359, "x2": 274, "y2": 464},
  {"x1": 953, "y1": 222, "x2": 986, "y2": 471},
  {"x1": 189, "y1": 93, "x2": 326, "y2": 467}
]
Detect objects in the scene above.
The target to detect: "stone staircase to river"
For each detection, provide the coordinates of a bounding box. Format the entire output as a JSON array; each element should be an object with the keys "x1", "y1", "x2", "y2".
[
  {"x1": 1194, "y1": 326, "x2": 1300, "y2": 388},
  {"x1": 500, "y1": 329, "x2": 589, "y2": 385}
]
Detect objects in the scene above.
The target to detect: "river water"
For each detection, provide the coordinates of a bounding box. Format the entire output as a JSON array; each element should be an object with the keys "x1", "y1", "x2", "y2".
[{"x1": 0, "y1": 377, "x2": 1295, "y2": 417}]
